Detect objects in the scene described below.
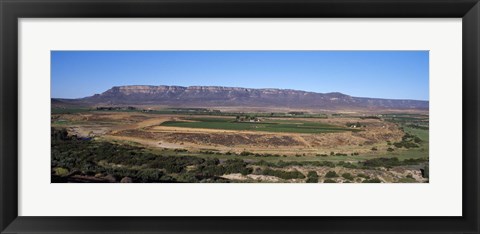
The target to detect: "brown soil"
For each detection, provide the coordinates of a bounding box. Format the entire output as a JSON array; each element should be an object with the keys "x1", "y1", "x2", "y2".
[{"x1": 56, "y1": 112, "x2": 404, "y2": 155}]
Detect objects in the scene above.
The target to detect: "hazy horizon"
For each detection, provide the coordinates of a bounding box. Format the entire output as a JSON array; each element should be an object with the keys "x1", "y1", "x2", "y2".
[{"x1": 51, "y1": 51, "x2": 429, "y2": 100}]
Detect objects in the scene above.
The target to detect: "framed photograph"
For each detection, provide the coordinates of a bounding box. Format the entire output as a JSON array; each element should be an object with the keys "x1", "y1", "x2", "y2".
[{"x1": 1, "y1": 0, "x2": 479, "y2": 233}]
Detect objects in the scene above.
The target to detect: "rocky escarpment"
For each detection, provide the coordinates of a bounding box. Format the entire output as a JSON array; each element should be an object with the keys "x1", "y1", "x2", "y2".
[{"x1": 63, "y1": 85, "x2": 429, "y2": 111}]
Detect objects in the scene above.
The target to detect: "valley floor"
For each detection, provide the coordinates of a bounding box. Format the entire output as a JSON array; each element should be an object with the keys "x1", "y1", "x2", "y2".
[{"x1": 51, "y1": 109, "x2": 429, "y2": 183}]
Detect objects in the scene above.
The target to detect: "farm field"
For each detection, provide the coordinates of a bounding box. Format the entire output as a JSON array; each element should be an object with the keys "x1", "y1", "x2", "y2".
[
  {"x1": 51, "y1": 108, "x2": 429, "y2": 183},
  {"x1": 161, "y1": 117, "x2": 359, "y2": 134}
]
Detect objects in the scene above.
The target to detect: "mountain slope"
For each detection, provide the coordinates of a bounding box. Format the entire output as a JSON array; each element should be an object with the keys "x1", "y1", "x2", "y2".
[{"x1": 56, "y1": 85, "x2": 429, "y2": 111}]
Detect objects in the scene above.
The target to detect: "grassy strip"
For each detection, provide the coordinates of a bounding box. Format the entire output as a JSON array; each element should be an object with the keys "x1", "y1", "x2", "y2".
[{"x1": 161, "y1": 118, "x2": 357, "y2": 134}]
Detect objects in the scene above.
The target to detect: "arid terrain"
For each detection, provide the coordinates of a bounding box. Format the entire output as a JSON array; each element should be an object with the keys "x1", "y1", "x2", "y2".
[
  {"x1": 51, "y1": 106, "x2": 429, "y2": 183},
  {"x1": 57, "y1": 112, "x2": 404, "y2": 155},
  {"x1": 51, "y1": 85, "x2": 429, "y2": 183}
]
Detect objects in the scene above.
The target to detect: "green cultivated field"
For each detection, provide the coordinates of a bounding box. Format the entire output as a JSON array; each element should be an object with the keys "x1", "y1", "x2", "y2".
[{"x1": 161, "y1": 117, "x2": 359, "y2": 134}]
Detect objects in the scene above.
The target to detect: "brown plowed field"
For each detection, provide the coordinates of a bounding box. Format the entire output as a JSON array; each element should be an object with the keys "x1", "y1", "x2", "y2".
[{"x1": 52, "y1": 112, "x2": 404, "y2": 155}]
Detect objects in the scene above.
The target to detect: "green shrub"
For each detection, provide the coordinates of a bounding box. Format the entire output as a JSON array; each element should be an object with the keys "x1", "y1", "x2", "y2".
[
  {"x1": 136, "y1": 169, "x2": 163, "y2": 182},
  {"x1": 362, "y1": 157, "x2": 427, "y2": 168},
  {"x1": 398, "y1": 178, "x2": 417, "y2": 183},
  {"x1": 325, "y1": 171, "x2": 338, "y2": 178},
  {"x1": 394, "y1": 141, "x2": 419, "y2": 148},
  {"x1": 342, "y1": 173, "x2": 354, "y2": 180},
  {"x1": 240, "y1": 151, "x2": 253, "y2": 156},
  {"x1": 362, "y1": 178, "x2": 382, "y2": 183},
  {"x1": 306, "y1": 171, "x2": 319, "y2": 183},
  {"x1": 393, "y1": 133, "x2": 421, "y2": 148},
  {"x1": 253, "y1": 160, "x2": 335, "y2": 168},
  {"x1": 54, "y1": 167, "x2": 69, "y2": 176},
  {"x1": 421, "y1": 165, "x2": 429, "y2": 178},
  {"x1": 337, "y1": 161, "x2": 357, "y2": 169},
  {"x1": 323, "y1": 179, "x2": 336, "y2": 183},
  {"x1": 262, "y1": 168, "x2": 305, "y2": 180},
  {"x1": 357, "y1": 173, "x2": 370, "y2": 179}
]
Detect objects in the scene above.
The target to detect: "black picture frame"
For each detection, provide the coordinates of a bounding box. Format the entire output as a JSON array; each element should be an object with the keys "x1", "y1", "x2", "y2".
[{"x1": 1, "y1": 0, "x2": 479, "y2": 233}]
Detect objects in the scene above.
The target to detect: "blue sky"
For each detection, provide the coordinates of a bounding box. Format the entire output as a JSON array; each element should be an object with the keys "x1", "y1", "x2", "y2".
[{"x1": 51, "y1": 51, "x2": 429, "y2": 100}]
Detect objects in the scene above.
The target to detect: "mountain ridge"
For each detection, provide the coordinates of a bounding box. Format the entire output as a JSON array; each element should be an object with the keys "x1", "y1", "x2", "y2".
[{"x1": 54, "y1": 85, "x2": 429, "y2": 111}]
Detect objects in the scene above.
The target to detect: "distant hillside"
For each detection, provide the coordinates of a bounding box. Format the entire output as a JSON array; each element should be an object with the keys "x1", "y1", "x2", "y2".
[{"x1": 53, "y1": 85, "x2": 429, "y2": 111}]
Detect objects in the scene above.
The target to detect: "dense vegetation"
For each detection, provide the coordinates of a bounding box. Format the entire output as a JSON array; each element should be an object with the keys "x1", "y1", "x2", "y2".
[
  {"x1": 325, "y1": 171, "x2": 339, "y2": 178},
  {"x1": 393, "y1": 132, "x2": 422, "y2": 149},
  {"x1": 52, "y1": 128, "x2": 239, "y2": 182},
  {"x1": 52, "y1": 125, "x2": 428, "y2": 183},
  {"x1": 254, "y1": 160, "x2": 336, "y2": 168},
  {"x1": 361, "y1": 157, "x2": 428, "y2": 168},
  {"x1": 306, "y1": 171, "x2": 319, "y2": 183},
  {"x1": 261, "y1": 168, "x2": 306, "y2": 180}
]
